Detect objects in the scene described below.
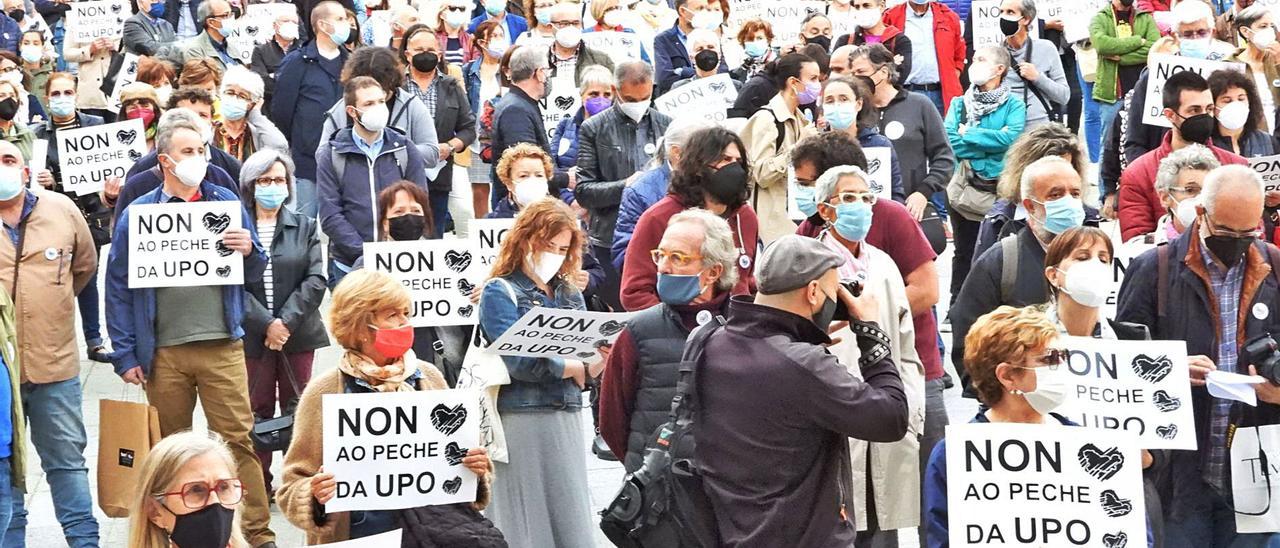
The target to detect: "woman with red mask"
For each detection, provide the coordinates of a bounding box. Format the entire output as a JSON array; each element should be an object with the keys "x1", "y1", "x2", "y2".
[
  {"x1": 276, "y1": 269, "x2": 494, "y2": 545},
  {"x1": 117, "y1": 82, "x2": 163, "y2": 151}
]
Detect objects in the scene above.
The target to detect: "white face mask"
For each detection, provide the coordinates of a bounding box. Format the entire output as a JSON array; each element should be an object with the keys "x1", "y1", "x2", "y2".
[
  {"x1": 165, "y1": 154, "x2": 208, "y2": 187},
  {"x1": 555, "y1": 26, "x2": 582, "y2": 48},
  {"x1": 853, "y1": 8, "x2": 881, "y2": 29},
  {"x1": 356, "y1": 102, "x2": 390, "y2": 132},
  {"x1": 278, "y1": 21, "x2": 299, "y2": 41},
  {"x1": 1174, "y1": 194, "x2": 1200, "y2": 228},
  {"x1": 1252, "y1": 26, "x2": 1277, "y2": 49},
  {"x1": 529, "y1": 251, "x2": 565, "y2": 283},
  {"x1": 513, "y1": 176, "x2": 548, "y2": 206},
  {"x1": 1022, "y1": 366, "x2": 1070, "y2": 415},
  {"x1": 690, "y1": 10, "x2": 722, "y2": 30},
  {"x1": 1217, "y1": 100, "x2": 1250, "y2": 131},
  {"x1": 618, "y1": 100, "x2": 649, "y2": 122},
  {"x1": 1057, "y1": 259, "x2": 1111, "y2": 308},
  {"x1": 968, "y1": 62, "x2": 995, "y2": 87},
  {"x1": 155, "y1": 85, "x2": 173, "y2": 106}
]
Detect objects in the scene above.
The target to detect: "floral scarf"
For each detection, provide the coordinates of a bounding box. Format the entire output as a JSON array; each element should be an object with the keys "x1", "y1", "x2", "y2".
[
  {"x1": 964, "y1": 81, "x2": 1011, "y2": 124},
  {"x1": 337, "y1": 349, "x2": 421, "y2": 393}
]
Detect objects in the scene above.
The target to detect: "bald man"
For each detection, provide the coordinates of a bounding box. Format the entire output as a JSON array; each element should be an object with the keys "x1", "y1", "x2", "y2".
[{"x1": 830, "y1": 45, "x2": 855, "y2": 77}]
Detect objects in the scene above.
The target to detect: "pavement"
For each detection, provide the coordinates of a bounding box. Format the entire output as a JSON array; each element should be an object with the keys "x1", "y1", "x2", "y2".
[{"x1": 21, "y1": 241, "x2": 978, "y2": 547}]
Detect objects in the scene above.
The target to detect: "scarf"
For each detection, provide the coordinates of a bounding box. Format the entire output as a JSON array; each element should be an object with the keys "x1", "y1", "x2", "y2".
[
  {"x1": 964, "y1": 81, "x2": 1010, "y2": 123},
  {"x1": 337, "y1": 349, "x2": 421, "y2": 393}
]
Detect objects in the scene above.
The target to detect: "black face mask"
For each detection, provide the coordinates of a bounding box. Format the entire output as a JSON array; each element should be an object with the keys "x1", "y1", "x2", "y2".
[
  {"x1": 804, "y1": 34, "x2": 831, "y2": 51},
  {"x1": 165, "y1": 503, "x2": 235, "y2": 548},
  {"x1": 387, "y1": 213, "x2": 426, "y2": 241},
  {"x1": 0, "y1": 98, "x2": 19, "y2": 122},
  {"x1": 1205, "y1": 234, "x2": 1254, "y2": 268},
  {"x1": 7, "y1": 9, "x2": 22, "y2": 22},
  {"x1": 1177, "y1": 113, "x2": 1216, "y2": 144},
  {"x1": 812, "y1": 291, "x2": 837, "y2": 332},
  {"x1": 694, "y1": 49, "x2": 719, "y2": 72},
  {"x1": 999, "y1": 16, "x2": 1020, "y2": 36},
  {"x1": 703, "y1": 162, "x2": 748, "y2": 208},
  {"x1": 1119, "y1": 0, "x2": 1135, "y2": 6},
  {"x1": 411, "y1": 51, "x2": 439, "y2": 73}
]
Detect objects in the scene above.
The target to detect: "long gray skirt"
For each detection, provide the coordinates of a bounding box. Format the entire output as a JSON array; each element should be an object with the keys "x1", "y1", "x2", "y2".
[{"x1": 485, "y1": 409, "x2": 596, "y2": 548}]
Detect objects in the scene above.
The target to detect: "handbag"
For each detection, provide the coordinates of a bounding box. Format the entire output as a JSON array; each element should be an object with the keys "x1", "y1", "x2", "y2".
[
  {"x1": 456, "y1": 279, "x2": 516, "y2": 462},
  {"x1": 249, "y1": 351, "x2": 303, "y2": 453},
  {"x1": 946, "y1": 159, "x2": 1000, "y2": 222},
  {"x1": 398, "y1": 503, "x2": 508, "y2": 547},
  {"x1": 97, "y1": 397, "x2": 161, "y2": 517}
]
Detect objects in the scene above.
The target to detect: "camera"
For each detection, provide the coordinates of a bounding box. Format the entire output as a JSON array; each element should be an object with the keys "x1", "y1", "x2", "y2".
[
  {"x1": 832, "y1": 272, "x2": 866, "y2": 322},
  {"x1": 1245, "y1": 333, "x2": 1280, "y2": 385}
]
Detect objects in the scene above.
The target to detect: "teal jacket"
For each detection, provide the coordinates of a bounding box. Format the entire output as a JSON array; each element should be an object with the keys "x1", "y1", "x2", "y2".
[{"x1": 944, "y1": 93, "x2": 1027, "y2": 181}]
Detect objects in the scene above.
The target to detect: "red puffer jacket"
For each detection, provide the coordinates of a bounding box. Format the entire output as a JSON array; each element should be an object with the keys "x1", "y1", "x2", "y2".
[{"x1": 1118, "y1": 132, "x2": 1246, "y2": 242}]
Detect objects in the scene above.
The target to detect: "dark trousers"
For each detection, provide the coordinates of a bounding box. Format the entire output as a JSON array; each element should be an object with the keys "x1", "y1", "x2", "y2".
[
  {"x1": 1062, "y1": 49, "x2": 1082, "y2": 133},
  {"x1": 246, "y1": 350, "x2": 314, "y2": 489},
  {"x1": 948, "y1": 216, "x2": 982, "y2": 305},
  {"x1": 590, "y1": 244, "x2": 622, "y2": 312}
]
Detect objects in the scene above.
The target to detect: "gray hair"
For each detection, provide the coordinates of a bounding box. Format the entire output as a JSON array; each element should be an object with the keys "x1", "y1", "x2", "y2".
[
  {"x1": 155, "y1": 108, "x2": 204, "y2": 155},
  {"x1": 579, "y1": 65, "x2": 615, "y2": 92},
  {"x1": 1155, "y1": 144, "x2": 1219, "y2": 193},
  {"x1": 815, "y1": 164, "x2": 871, "y2": 203},
  {"x1": 508, "y1": 46, "x2": 547, "y2": 83},
  {"x1": 1236, "y1": 4, "x2": 1272, "y2": 32},
  {"x1": 1019, "y1": 156, "x2": 1077, "y2": 200},
  {"x1": 220, "y1": 65, "x2": 265, "y2": 102},
  {"x1": 686, "y1": 29, "x2": 719, "y2": 55},
  {"x1": 614, "y1": 61, "x2": 655, "y2": 88},
  {"x1": 667, "y1": 208, "x2": 740, "y2": 291},
  {"x1": 975, "y1": 44, "x2": 1012, "y2": 70},
  {"x1": 1173, "y1": 0, "x2": 1214, "y2": 27},
  {"x1": 195, "y1": 0, "x2": 224, "y2": 25},
  {"x1": 1203, "y1": 164, "x2": 1264, "y2": 215},
  {"x1": 651, "y1": 117, "x2": 713, "y2": 168},
  {"x1": 239, "y1": 149, "x2": 296, "y2": 214},
  {"x1": 1012, "y1": 0, "x2": 1036, "y2": 22}
]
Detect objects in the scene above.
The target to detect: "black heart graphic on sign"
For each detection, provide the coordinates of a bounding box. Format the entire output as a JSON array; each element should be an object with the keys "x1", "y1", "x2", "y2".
[
  {"x1": 621, "y1": 37, "x2": 634, "y2": 47},
  {"x1": 867, "y1": 158, "x2": 881, "y2": 174},
  {"x1": 116, "y1": 128, "x2": 137, "y2": 145},
  {"x1": 202, "y1": 212, "x2": 231, "y2": 234},
  {"x1": 868, "y1": 181, "x2": 884, "y2": 195},
  {"x1": 444, "y1": 442, "x2": 468, "y2": 465},
  {"x1": 245, "y1": 25, "x2": 259, "y2": 35},
  {"x1": 708, "y1": 81, "x2": 727, "y2": 93},
  {"x1": 1155, "y1": 424, "x2": 1178, "y2": 439},
  {"x1": 1078, "y1": 444, "x2": 1125, "y2": 481},
  {"x1": 457, "y1": 279, "x2": 475, "y2": 296},
  {"x1": 598, "y1": 320, "x2": 625, "y2": 337},
  {"x1": 215, "y1": 265, "x2": 231, "y2": 278},
  {"x1": 442, "y1": 476, "x2": 462, "y2": 495},
  {"x1": 127, "y1": 60, "x2": 137, "y2": 74},
  {"x1": 458, "y1": 305, "x2": 474, "y2": 318},
  {"x1": 215, "y1": 241, "x2": 234, "y2": 257},
  {"x1": 1103, "y1": 532, "x2": 1128, "y2": 548},
  {"x1": 430, "y1": 403, "x2": 467, "y2": 436},
  {"x1": 1131, "y1": 353, "x2": 1173, "y2": 383},
  {"x1": 444, "y1": 250, "x2": 472, "y2": 273},
  {"x1": 1152, "y1": 390, "x2": 1182, "y2": 412},
  {"x1": 110, "y1": 2, "x2": 120, "y2": 12},
  {"x1": 127, "y1": 149, "x2": 141, "y2": 161},
  {"x1": 1100, "y1": 489, "x2": 1134, "y2": 517},
  {"x1": 554, "y1": 95, "x2": 574, "y2": 110},
  {"x1": 576, "y1": 351, "x2": 597, "y2": 359}
]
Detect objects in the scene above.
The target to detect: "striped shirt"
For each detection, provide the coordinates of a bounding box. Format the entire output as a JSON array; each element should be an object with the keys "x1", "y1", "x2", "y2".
[
  {"x1": 1200, "y1": 239, "x2": 1245, "y2": 492},
  {"x1": 259, "y1": 220, "x2": 277, "y2": 312},
  {"x1": 444, "y1": 37, "x2": 465, "y2": 67}
]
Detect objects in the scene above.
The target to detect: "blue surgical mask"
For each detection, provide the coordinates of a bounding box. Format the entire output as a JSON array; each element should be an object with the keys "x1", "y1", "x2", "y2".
[
  {"x1": 148, "y1": 1, "x2": 165, "y2": 18},
  {"x1": 1035, "y1": 195, "x2": 1085, "y2": 235},
  {"x1": 743, "y1": 40, "x2": 768, "y2": 59},
  {"x1": 48, "y1": 96, "x2": 74, "y2": 118},
  {"x1": 1180, "y1": 37, "x2": 1211, "y2": 59},
  {"x1": 0, "y1": 166, "x2": 22, "y2": 201},
  {"x1": 485, "y1": 0, "x2": 506, "y2": 16},
  {"x1": 325, "y1": 19, "x2": 351, "y2": 45},
  {"x1": 220, "y1": 95, "x2": 248, "y2": 121},
  {"x1": 793, "y1": 182, "x2": 818, "y2": 217},
  {"x1": 832, "y1": 201, "x2": 873, "y2": 241},
  {"x1": 825, "y1": 102, "x2": 859, "y2": 130},
  {"x1": 536, "y1": 11, "x2": 551, "y2": 25},
  {"x1": 255, "y1": 184, "x2": 288, "y2": 210},
  {"x1": 656, "y1": 272, "x2": 704, "y2": 305}
]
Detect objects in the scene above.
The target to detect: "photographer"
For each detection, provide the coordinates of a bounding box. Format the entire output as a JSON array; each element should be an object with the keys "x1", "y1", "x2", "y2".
[
  {"x1": 1116, "y1": 164, "x2": 1280, "y2": 546},
  {"x1": 696, "y1": 234, "x2": 909, "y2": 547}
]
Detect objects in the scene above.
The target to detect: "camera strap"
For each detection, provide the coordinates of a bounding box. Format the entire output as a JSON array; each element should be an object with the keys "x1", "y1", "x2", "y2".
[{"x1": 1229, "y1": 424, "x2": 1274, "y2": 516}]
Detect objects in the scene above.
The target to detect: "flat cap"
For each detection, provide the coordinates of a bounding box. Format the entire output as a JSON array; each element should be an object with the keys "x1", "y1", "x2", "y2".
[{"x1": 756, "y1": 235, "x2": 844, "y2": 295}]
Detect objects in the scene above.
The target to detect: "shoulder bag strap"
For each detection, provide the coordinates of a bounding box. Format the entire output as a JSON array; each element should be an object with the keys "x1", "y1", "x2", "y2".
[
  {"x1": 1000, "y1": 235, "x2": 1018, "y2": 304},
  {"x1": 1157, "y1": 244, "x2": 1169, "y2": 319}
]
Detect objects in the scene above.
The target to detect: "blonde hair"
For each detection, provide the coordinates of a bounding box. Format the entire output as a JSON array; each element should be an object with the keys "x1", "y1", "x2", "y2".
[
  {"x1": 126, "y1": 431, "x2": 247, "y2": 548},
  {"x1": 329, "y1": 269, "x2": 412, "y2": 350},
  {"x1": 490, "y1": 198, "x2": 584, "y2": 281},
  {"x1": 496, "y1": 142, "x2": 554, "y2": 187},
  {"x1": 589, "y1": 0, "x2": 619, "y2": 23},
  {"x1": 963, "y1": 305, "x2": 1058, "y2": 406}
]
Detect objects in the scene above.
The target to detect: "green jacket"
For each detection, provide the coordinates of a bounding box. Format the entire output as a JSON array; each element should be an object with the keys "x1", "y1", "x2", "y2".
[
  {"x1": 1090, "y1": 5, "x2": 1160, "y2": 104},
  {"x1": 0, "y1": 289, "x2": 26, "y2": 493},
  {"x1": 23, "y1": 58, "x2": 54, "y2": 114}
]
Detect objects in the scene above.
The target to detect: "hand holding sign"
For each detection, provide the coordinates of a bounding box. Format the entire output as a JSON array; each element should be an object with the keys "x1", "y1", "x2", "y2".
[
  {"x1": 221, "y1": 228, "x2": 253, "y2": 256},
  {"x1": 312, "y1": 467, "x2": 337, "y2": 505}
]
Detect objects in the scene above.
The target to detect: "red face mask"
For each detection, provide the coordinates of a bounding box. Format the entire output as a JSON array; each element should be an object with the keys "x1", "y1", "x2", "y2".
[
  {"x1": 126, "y1": 105, "x2": 156, "y2": 127},
  {"x1": 370, "y1": 324, "x2": 414, "y2": 360}
]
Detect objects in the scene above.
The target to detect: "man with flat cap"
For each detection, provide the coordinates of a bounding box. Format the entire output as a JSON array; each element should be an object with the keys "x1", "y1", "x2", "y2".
[{"x1": 693, "y1": 234, "x2": 910, "y2": 548}]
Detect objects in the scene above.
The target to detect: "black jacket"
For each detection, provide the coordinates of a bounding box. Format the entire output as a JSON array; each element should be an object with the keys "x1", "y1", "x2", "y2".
[
  {"x1": 162, "y1": 0, "x2": 199, "y2": 36},
  {"x1": 242, "y1": 208, "x2": 330, "y2": 359},
  {"x1": 1122, "y1": 68, "x2": 1170, "y2": 165},
  {"x1": 418, "y1": 74, "x2": 476, "y2": 194},
  {"x1": 727, "y1": 73, "x2": 774, "y2": 119},
  {"x1": 575, "y1": 105, "x2": 671, "y2": 248},
  {"x1": 489, "y1": 86, "x2": 569, "y2": 200},
  {"x1": 250, "y1": 38, "x2": 298, "y2": 118}
]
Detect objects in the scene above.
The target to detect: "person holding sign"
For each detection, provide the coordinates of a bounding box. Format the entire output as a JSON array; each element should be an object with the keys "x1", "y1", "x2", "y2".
[
  {"x1": 61, "y1": 15, "x2": 115, "y2": 122},
  {"x1": 476, "y1": 198, "x2": 597, "y2": 548},
  {"x1": 742, "y1": 53, "x2": 819, "y2": 244},
  {"x1": 550, "y1": 65, "x2": 615, "y2": 176},
  {"x1": 584, "y1": 0, "x2": 652, "y2": 63},
  {"x1": 275, "y1": 269, "x2": 493, "y2": 544},
  {"x1": 669, "y1": 28, "x2": 742, "y2": 93},
  {"x1": 1208, "y1": 69, "x2": 1279, "y2": 158},
  {"x1": 126, "y1": 431, "x2": 250, "y2": 548},
  {"x1": 104, "y1": 111, "x2": 276, "y2": 548},
  {"x1": 820, "y1": 76, "x2": 904, "y2": 202},
  {"x1": 122, "y1": 0, "x2": 179, "y2": 60}
]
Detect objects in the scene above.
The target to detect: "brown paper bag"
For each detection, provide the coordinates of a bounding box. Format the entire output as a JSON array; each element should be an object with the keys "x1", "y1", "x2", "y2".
[{"x1": 96, "y1": 399, "x2": 161, "y2": 517}]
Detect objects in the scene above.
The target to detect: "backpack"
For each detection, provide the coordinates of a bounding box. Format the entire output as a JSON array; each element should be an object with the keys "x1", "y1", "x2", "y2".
[{"x1": 599, "y1": 316, "x2": 725, "y2": 548}]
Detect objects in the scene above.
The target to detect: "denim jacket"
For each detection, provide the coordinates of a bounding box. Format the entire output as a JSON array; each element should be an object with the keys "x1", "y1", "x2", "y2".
[{"x1": 477, "y1": 271, "x2": 586, "y2": 412}]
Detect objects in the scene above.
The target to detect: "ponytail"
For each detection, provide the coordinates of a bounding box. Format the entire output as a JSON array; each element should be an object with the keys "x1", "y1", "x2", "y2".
[{"x1": 764, "y1": 53, "x2": 815, "y2": 91}]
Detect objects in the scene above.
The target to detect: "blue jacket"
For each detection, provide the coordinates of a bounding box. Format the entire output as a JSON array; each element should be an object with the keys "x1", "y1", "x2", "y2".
[
  {"x1": 463, "y1": 58, "x2": 488, "y2": 118},
  {"x1": 611, "y1": 162, "x2": 670, "y2": 270},
  {"x1": 0, "y1": 14, "x2": 22, "y2": 53},
  {"x1": 653, "y1": 24, "x2": 728, "y2": 95},
  {"x1": 105, "y1": 181, "x2": 267, "y2": 377},
  {"x1": 943, "y1": 94, "x2": 1026, "y2": 181},
  {"x1": 550, "y1": 109, "x2": 584, "y2": 170},
  {"x1": 939, "y1": 0, "x2": 971, "y2": 24},
  {"x1": 269, "y1": 40, "x2": 349, "y2": 180},
  {"x1": 858, "y1": 126, "x2": 905, "y2": 203},
  {"x1": 478, "y1": 270, "x2": 587, "y2": 412},
  {"x1": 487, "y1": 196, "x2": 601, "y2": 292},
  {"x1": 317, "y1": 127, "x2": 429, "y2": 267},
  {"x1": 467, "y1": 12, "x2": 527, "y2": 38},
  {"x1": 112, "y1": 163, "x2": 240, "y2": 223}
]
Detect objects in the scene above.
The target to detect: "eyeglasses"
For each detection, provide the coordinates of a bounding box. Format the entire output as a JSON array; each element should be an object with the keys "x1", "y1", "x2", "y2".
[
  {"x1": 157, "y1": 479, "x2": 243, "y2": 510},
  {"x1": 223, "y1": 89, "x2": 252, "y2": 102},
  {"x1": 550, "y1": 19, "x2": 579, "y2": 28},
  {"x1": 650, "y1": 249, "x2": 703, "y2": 268},
  {"x1": 1178, "y1": 29, "x2": 1212, "y2": 39},
  {"x1": 1016, "y1": 349, "x2": 1068, "y2": 369},
  {"x1": 1168, "y1": 186, "x2": 1202, "y2": 196},
  {"x1": 256, "y1": 176, "x2": 287, "y2": 187},
  {"x1": 1205, "y1": 214, "x2": 1263, "y2": 239},
  {"x1": 826, "y1": 191, "x2": 878, "y2": 206}
]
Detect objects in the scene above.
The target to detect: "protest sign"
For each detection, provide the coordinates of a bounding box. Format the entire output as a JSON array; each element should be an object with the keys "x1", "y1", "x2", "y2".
[
  {"x1": 1251, "y1": 154, "x2": 1280, "y2": 193},
  {"x1": 946, "y1": 423, "x2": 1146, "y2": 546},
  {"x1": 67, "y1": 0, "x2": 130, "y2": 42},
  {"x1": 655, "y1": 73, "x2": 737, "y2": 122},
  {"x1": 128, "y1": 201, "x2": 244, "y2": 288},
  {"x1": 471, "y1": 218, "x2": 514, "y2": 270},
  {"x1": 1143, "y1": 54, "x2": 1245, "y2": 128},
  {"x1": 864, "y1": 147, "x2": 893, "y2": 200},
  {"x1": 364, "y1": 240, "x2": 481, "y2": 327},
  {"x1": 242, "y1": 3, "x2": 298, "y2": 44},
  {"x1": 56, "y1": 118, "x2": 148, "y2": 195},
  {"x1": 540, "y1": 70, "x2": 578, "y2": 142},
  {"x1": 581, "y1": 31, "x2": 643, "y2": 64},
  {"x1": 322, "y1": 389, "x2": 480, "y2": 513},
  {"x1": 28, "y1": 140, "x2": 46, "y2": 177},
  {"x1": 1232, "y1": 424, "x2": 1280, "y2": 533},
  {"x1": 1051, "y1": 0, "x2": 1109, "y2": 42},
  {"x1": 489, "y1": 307, "x2": 634, "y2": 363},
  {"x1": 1056, "y1": 336, "x2": 1196, "y2": 449},
  {"x1": 727, "y1": 0, "x2": 826, "y2": 45},
  {"x1": 314, "y1": 529, "x2": 403, "y2": 547},
  {"x1": 971, "y1": 0, "x2": 1038, "y2": 48},
  {"x1": 1102, "y1": 239, "x2": 1155, "y2": 320},
  {"x1": 107, "y1": 53, "x2": 140, "y2": 112}
]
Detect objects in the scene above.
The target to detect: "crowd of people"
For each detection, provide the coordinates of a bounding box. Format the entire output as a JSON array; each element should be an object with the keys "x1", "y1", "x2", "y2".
[{"x1": 0, "y1": 0, "x2": 1271, "y2": 546}]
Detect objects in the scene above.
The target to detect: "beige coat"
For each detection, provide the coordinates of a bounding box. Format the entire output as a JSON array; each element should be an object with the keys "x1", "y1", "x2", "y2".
[
  {"x1": 0, "y1": 189, "x2": 96, "y2": 384},
  {"x1": 63, "y1": 39, "x2": 111, "y2": 110},
  {"x1": 277, "y1": 362, "x2": 492, "y2": 545},
  {"x1": 741, "y1": 93, "x2": 814, "y2": 244},
  {"x1": 826, "y1": 241, "x2": 926, "y2": 532}
]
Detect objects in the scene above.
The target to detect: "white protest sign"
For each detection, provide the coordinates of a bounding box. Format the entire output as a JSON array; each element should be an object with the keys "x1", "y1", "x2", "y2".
[
  {"x1": 726, "y1": 0, "x2": 826, "y2": 46},
  {"x1": 314, "y1": 529, "x2": 403, "y2": 547},
  {"x1": 242, "y1": 3, "x2": 298, "y2": 44},
  {"x1": 1054, "y1": 0, "x2": 1108, "y2": 43},
  {"x1": 128, "y1": 201, "x2": 245, "y2": 288},
  {"x1": 364, "y1": 240, "x2": 481, "y2": 327},
  {"x1": 1252, "y1": 154, "x2": 1280, "y2": 193},
  {"x1": 107, "y1": 53, "x2": 140, "y2": 112},
  {"x1": 582, "y1": 31, "x2": 643, "y2": 64},
  {"x1": 67, "y1": 0, "x2": 131, "y2": 43},
  {"x1": 970, "y1": 0, "x2": 1039, "y2": 48},
  {"x1": 655, "y1": 73, "x2": 737, "y2": 122},
  {"x1": 470, "y1": 218, "x2": 514, "y2": 270},
  {"x1": 1056, "y1": 336, "x2": 1196, "y2": 449},
  {"x1": 946, "y1": 423, "x2": 1147, "y2": 547},
  {"x1": 1232, "y1": 424, "x2": 1280, "y2": 533},
  {"x1": 864, "y1": 146, "x2": 893, "y2": 200},
  {"x1": 322, "y1": 389, "x2": 480, "y2": 513},
  {"x1": 56, "y1": 118, "x2": 147, "y2": 195},
  {"x1": 540, "y1": 70, "x2": 579, "y2": 142},
  {"x1": 489, "y1": 307, "x2": 633, "y2": 363},
  {"x1": 1143, "y1": 54, "x2": 1245, "y2": 128},
  {"x1": 28, "y1": 140, "x2": 46, "y2": 177},
  {"x1": 1103, "y1": 239, "x2": 1155, "y2": 321}
]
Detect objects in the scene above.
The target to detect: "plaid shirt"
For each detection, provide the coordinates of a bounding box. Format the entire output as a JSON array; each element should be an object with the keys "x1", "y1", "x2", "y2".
[
  {"x1": 406, "y1": 76, "x2": 440, "y2": 119},
  {"x1": 1201, "y1": 239, "x2": 1246, "y2": 491}
]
